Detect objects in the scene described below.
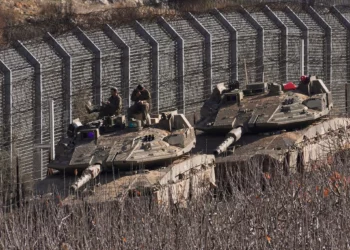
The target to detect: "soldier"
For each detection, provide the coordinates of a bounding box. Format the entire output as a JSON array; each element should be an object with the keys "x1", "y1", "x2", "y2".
[
  {"x1": 86, "y1": 87, "x2": 122, "y2": 118},
  {"x1": 128, "y1": 84, "x2": 151, "y2": 120}
]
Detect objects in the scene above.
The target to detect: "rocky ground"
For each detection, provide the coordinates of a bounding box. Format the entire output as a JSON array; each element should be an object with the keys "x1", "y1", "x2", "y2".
[
  {"x1": 0, "y1": 0, "x2": 283, "y2": 46},
  {"x1": 0, "y1": 0, "x2": 157, "y2": 23},
  {"x1": 0, "y1": 0, "x2": 175, "y2": 46}
]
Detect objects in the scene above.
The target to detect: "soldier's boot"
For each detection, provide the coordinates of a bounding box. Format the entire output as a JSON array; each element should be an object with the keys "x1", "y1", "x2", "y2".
[
  {"x1": 145, "y1": 114, "x2": 151, "y2": 126},
  {"x1": 85, "y1": 101, "x2": 93, "y2": 114},
  {"x1": 85, "y1": 101, "x2": 99, "y2": 114}
]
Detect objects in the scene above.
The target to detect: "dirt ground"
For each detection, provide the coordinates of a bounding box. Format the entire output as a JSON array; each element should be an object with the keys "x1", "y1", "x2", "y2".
[
  {"x1": 0, "y1": 0, "x2": 291, "y2": 46},
  {"x1": 0, "y1": 0, "x2": 147, "y2": 22},
  {"x1": 0, "y1": 0, "x2": 179, "y2": 46}
]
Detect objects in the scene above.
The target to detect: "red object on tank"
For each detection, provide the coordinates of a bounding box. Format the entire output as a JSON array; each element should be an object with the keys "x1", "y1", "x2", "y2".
[
  {"x1": 300, "y1": 75, "x2": 306, "y2": 82},
  {"x1": 284, "y1": 82, "x2": 297, "y2": 91}
]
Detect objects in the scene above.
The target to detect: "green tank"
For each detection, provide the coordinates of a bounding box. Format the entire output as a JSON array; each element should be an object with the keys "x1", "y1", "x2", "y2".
[{"x1": 195, "y1": 76, "x2": 350, "y2": 187}]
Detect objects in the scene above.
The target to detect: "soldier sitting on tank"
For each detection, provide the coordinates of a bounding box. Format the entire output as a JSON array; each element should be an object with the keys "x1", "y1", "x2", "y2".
[
  {"x1": 85, "y1": 87, "x2": 122, "y2": 118},
  {"x1": 127, "y1": 84, "x2": 151, "y2": 120}
]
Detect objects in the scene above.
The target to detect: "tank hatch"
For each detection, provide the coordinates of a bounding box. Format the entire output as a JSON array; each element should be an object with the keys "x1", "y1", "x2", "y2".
[{"x1": 243, "y1": 82, "x2": 268, "y2": 96}]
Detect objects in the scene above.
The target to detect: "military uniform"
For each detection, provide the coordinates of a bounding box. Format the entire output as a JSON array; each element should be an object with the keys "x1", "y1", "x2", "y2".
[
  {"x1": 128, "y1": 86, "x2": 151, "y2": 119},
  {"x1": 86, "y1": 94, "x2": 122, "y2": 118},
  {"x1": 101, "y1": 95, "x2": 122, "y2": 117}
]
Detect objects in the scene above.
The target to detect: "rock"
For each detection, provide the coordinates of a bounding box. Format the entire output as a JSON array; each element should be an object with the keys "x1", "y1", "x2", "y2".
[
  {"x1": 110, "y1": 0, "x2": 143, "y2": 6},
  {"x1": 99, "y1": 0, "x2": 109, "y2": 4},
  {"x1": 60, "y1": 242, "x2": 73, "y2": 250},
  {"x1": 136, "y1": 0, "x2": 143, "y2": 7},
  {"x1": 14, "y1": 8, "x2": 24, "y2": 15},
  {"x1": 25, "y1": 16, "x2": 36, "y2": 23},
  {"x1": 14, "y1": 2, "x2": 23, "y2": 8}
]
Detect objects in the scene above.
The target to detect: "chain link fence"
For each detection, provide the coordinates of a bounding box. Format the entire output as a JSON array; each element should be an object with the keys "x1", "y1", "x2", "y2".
[{"x1": 0, "y1": 1, "x2": 349, "y2": 207}]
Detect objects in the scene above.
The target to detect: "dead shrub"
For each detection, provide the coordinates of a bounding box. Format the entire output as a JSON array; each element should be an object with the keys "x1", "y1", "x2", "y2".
[
  {"x1": 1, "y1": 153, "x2": 350, "y2": 248},
  {"x1": 0, "y1": 7, "x2": 19, "y2": 47},
  {"x1": 39, "y1": 0, "x2": 75, "y2": 19}
]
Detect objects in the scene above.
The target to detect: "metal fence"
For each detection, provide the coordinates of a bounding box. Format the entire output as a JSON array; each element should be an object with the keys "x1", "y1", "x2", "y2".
[{"x1": 1, "y1": 4, "x2": 350, "y2": 183}]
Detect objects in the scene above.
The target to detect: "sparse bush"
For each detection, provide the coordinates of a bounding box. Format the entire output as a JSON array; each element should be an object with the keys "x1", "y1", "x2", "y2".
[
  {"x1": 170, "y1": 0, "x2": 239, "y2": 12},
  {"x1": 0, "y1": 149, "x2": 34, "y2": 210},
  {"x1": 2, "y1": 154, "x2": 350, "y2": 248},
  {"x1": 0, "y1": 0, "x2": 76, "y2": 46},
  {"x1": 0, "y1": 150, "x2": 15, "y2": 207},
  {"x1": 39, "y1": 0, "x2": 75, "y2": 19},
  {"x1": 0, "y1": 7, "x2": 19, "y2": 47},
  {"x1": 0, "y1": 0, "x2": 318, "y2": 46}
]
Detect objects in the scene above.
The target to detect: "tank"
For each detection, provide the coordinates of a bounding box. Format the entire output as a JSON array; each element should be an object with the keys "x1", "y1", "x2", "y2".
[
  {"x1": 43, "y1": 110, "x2": 216, "y2": 206},
  {"x1": 195, "y1": 76, "x2": 350, "y2": 185}
]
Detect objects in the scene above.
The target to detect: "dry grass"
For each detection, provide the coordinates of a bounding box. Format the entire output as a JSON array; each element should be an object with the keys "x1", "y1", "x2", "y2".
[
  {"x1": 0, "y1": 7, "x2": 20, "y2": 47},
  {"x1": 2, "y1": 150, "x2": 350, "y2": 248},
  {"x1": 0, "y1": 0, "x2": 308, "y2": 47}
]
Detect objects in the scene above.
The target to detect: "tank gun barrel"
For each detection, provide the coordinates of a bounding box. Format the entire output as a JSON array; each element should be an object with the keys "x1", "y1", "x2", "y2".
[
  {"x1": 71, "y1": 164, "x2": 101, "y2": 192},
  {"x1": 214, "y1": 127, "x2": 243, "y2": 155}
]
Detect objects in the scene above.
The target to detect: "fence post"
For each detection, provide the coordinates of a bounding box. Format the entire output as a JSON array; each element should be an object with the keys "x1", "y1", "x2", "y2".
[
  {"x1": 0, "y1": 60, "x2": 12, "y2": 170},
  {"x1": 306, "y1": 5, "x2": 332, "y2": 86},
  {"x1": 239, "y1": 6, "x2": 264, "y2": 83},
  {"x1": 264, "y1": 5, "x2": 288, "y2": 82},
  {"x1": 73, "y1": 27, "x2": 102, "y2": 106},
  {"x1": 44, "y1": 32, "x2": 72, "y2": 131},
  {"x1": 135, "y1": 21, "x2": 160, "y2": 114},
  {"x1": 187, "y1": 12, "x2": 213, "y2": 97},
  {"x1": 103, "y1": 24, "x2": 131, "y2": 110},
  {"x1": 331, "y1": 6, "x2": 350, "y2": 115},
  {"x1": 285, "y1": 6, "x2": 309, "y2": 75},
  {"x1": 213, "y1": 8, "x2": 238, "y2": 82},
  {"x1": 49, "y1": 99, "x2": 55, "y2": 161},
  {"x1": 300, "y1": 39, "x2": 305, "y2": 76},
  {"x1": 157, "y1": 17, "x2": 185, "y2": 114},
  {"x1": 14, "y1": 41, "x2": 43, "y2": 180}
]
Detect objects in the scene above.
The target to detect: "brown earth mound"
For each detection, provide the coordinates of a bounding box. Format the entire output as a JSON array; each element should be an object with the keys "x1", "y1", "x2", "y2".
[{"x1": 0, "y1": 0, "x2": 316, "y2": 47}]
